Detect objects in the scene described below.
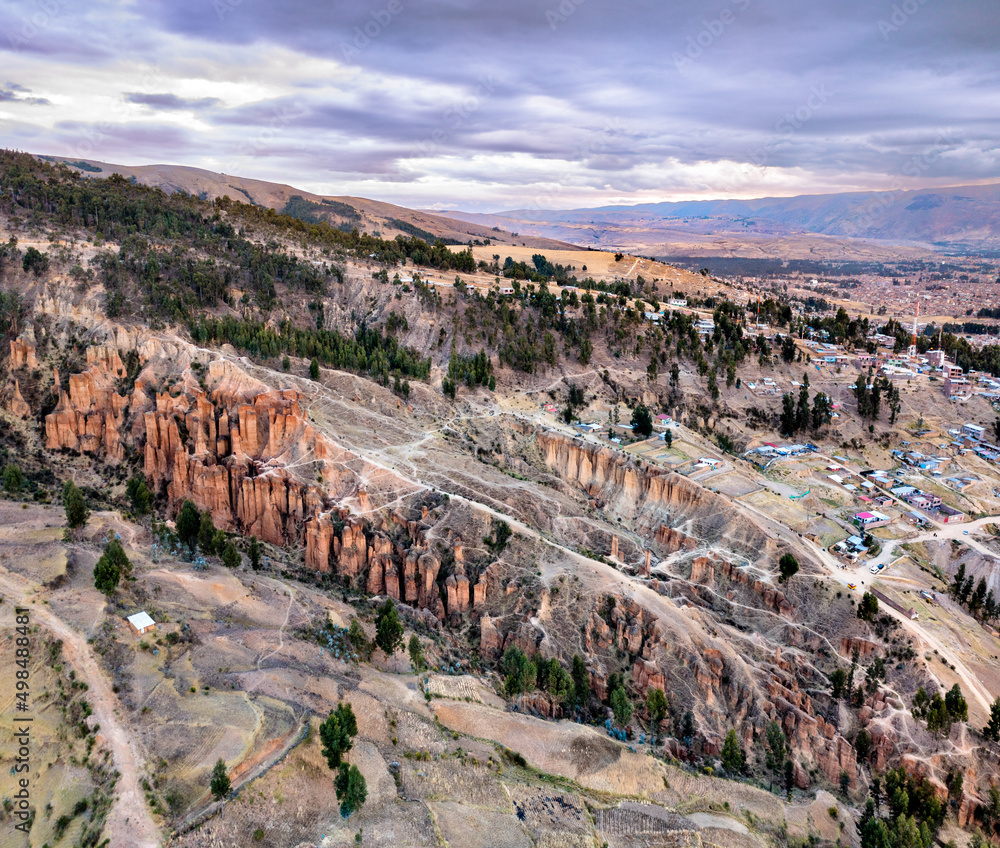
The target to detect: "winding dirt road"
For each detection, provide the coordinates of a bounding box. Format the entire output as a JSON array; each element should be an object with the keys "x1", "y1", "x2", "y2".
[
  {"x1": 730, "y1": 488, "x2": 998, "y2": 716},
  {"x1": 0, "y1": 567, "x2": 161, "y2": 848}
]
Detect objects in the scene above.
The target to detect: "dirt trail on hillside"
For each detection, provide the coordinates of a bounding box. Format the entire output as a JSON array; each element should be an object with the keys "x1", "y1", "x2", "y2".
[
  {"x1": 0, "y1": 567, "x2": 161, "y2": 848},
  {"x1": 734, "y1": 480, "x2": 999, "y2": 717}
]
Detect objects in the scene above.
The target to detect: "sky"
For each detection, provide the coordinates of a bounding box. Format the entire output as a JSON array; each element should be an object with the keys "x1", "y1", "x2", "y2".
[{"x1": 1, "y1": 0, "x2": 998, "y2": 212}]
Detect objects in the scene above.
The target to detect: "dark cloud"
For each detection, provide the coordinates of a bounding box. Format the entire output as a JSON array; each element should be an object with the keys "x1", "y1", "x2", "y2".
[
  {"x1": 124, "y1": 93, "x2": 220, "y2": 110},
  {"x1": 52, "y1": 121, "x2": 198, "y2": 163},
  {"x1": 4, "y1": 0, "x2": 1000, "y2": 208},
  {"x1": 0, "y1": 83, "x2": 49, "y2": 105}
]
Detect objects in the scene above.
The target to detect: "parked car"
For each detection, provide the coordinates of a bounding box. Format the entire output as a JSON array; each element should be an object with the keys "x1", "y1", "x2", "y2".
[{"x1": 870, "y1": 564, "x2": 879, "y2": 574}]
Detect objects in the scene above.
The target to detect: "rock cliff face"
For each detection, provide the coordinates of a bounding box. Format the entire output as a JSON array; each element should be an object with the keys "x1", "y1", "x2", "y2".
[
  {"x1": 688, "y1": 554, "x2": 794, "y2": 616},
  {"x1": 39, "y1": 334, "x2": 487, "y2": 620},
  {"x1": 45, "y1": 345, "x2": 129, "y2": 460},
  {"x1": 9, "y1": 380, "x2": 30, "y2": 418},
  {"x1": 526, "y1": 427, "x2": 778, "y2": 559},
  {"x1": 9, "y1": 338, "x2": 38, "y2": 370},
  {"x1": 11, "y1": 319, "x2": 929, "y2": 802},
  {"x1": 5, "y1": 336, "x2": 40, "y2": 419}
]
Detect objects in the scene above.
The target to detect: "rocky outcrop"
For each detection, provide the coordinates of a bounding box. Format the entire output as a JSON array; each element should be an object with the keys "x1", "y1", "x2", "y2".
[
  {"x1": 40, "y1": 336, "x2": 490, "y2": 621},
  {"x1": 45, "y1": 346, "x2": 129, "y2": 460},
  {"x1": 528, "y1": 426, "x2": 778, "y2": 559},
  {"x1": 9, "y1": 338, "x2": 38, "y2": 370},
  {"x1": 584, "y1": 596, "x2": 661, "y2": 662},
  {"x1": 479, "y1": 614, "x2": 504, "y2": 658},
  {"x1": 840, "y1": 637, "x2": 877, "y2": 658},
  {"x1": 632, "y1": 658, "x2": 666, "y2": 695},
  {"x1": 655, "y1": 525, "x2": 698, "y2": 554},
  {"x1": 689, "y1": 554, "x2": 794, "y2": 616},
  {"x1": 9, "y1": 380, "x2": 29, "y2": 418}
]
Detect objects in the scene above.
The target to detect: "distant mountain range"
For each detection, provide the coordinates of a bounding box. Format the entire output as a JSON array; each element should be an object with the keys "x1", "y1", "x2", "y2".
[
  {"x1": 441, "y1": 182, "x2": 1000, "y2": 260},
  {"x1": 42, "y1": 154, "x2": 1000, "y2": 261}
]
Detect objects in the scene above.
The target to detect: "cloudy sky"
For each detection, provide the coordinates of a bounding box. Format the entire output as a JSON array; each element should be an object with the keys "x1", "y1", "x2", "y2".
[{"x1": 1, "y1": 0, "x2": 998, "y2": 211}]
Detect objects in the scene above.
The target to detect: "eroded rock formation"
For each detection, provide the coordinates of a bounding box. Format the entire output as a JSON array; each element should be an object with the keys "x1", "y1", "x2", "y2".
[
  {"x1": 525, "y1": 426, "x2": 779, "y2": 560},
  {"x1": 42, "y1": 338, "x2": 486, "y2": 620}
]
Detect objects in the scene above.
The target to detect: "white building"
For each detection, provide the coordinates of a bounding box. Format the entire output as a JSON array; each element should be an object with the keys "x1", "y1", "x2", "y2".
[
  {"x1": 962, "y1": 423, "x2": 986, "y2": 441},
  {"x1": 127, "y1": 611, "x2": 156, "y2": 635}
]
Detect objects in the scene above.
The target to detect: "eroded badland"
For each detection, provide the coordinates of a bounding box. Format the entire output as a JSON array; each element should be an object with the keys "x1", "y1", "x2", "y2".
[{"x1": 0, "y1": 152, "x2": 998, "y2": 848}]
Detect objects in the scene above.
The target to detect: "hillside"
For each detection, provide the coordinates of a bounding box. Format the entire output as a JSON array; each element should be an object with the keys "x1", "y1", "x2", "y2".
[
  {"x1": 1, "y1": 150, "x2": 999, "y2": 848},
  {"x1": 39, "y1": 154, "x2": 575, "y2": 251},
  {"x1": 442, "y1": 182, "x2": 1000, "y2": 260}
]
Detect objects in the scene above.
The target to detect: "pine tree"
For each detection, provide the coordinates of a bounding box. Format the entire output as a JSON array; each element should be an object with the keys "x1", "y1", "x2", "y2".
[
  {"x1": 248, "y1": 536, "x2": 261, "y2": 570},
  {"x1": 811, "y1": 392, "x2": 832, "y2": 428},
  {"x1": 858, "y1": 592, "x2": 879, "y2": 622},
  {"x1": 176, "y1": 499, "x2": 201, "y2": 550},
  {"x1": 407, "y1": 634, "x2": 424, "y2": 671},
  {"x1": 646, "y1": 687, "x2": 668, "y2": 727},
  {"x1": 334, "y1": 763, "x2": 367, "y2": 817},
  {"x1": 721, "y1": 728, "x2": 746, "y2": 774},
  {"x1": 221, "y1": 542, "x2": 241, "y2": 569},
  {"x1": 796, "y1": 375, "x2": 810, "y2": 432},
  {"x1": 3, "y1": 463, "x2": 23, "y2": 493},
  {"x1": 780, "y1": 393, "x2": 797, "y2": 436},
  {"x1": 374, "y1": 598, "x2": 404, "y2": 658},
  {"x1": 778, "y1": 553, "x2": 799, "y2": 582},
  {"x1": 198, "y1": 510, "x2": 217, "y2": 554},
  {"x1": 925, "y1": 693, "x2": 953, "y2": 738},
  {"x1": 63, "y1": 480, "x2": 89, "y2": 530},
  {"x1": 855, "y1": 372, "x2": 871, "y2": 419},
  {"x1": 984, "y1": 697, "x2": 1000, "y2": 742},
  {"x1": 830, "y1": 668, "x2": 847, "y2": 699},
  {"x1": 320, "y1": 702, "x2": 358, "y2": 769},
  {"x1": 210, "y1": 759, "x2": 231, "y2": 800},
  {"x1": 125, "y1": 473, "x2": 152, "y2": 515},
  {"x1": 93, "y1": 550, "x2": 121, "y2": 595},
  {"x1": 610, "y1": 687, "x2": 633, "y2": 727},
  {"x1": 951, "y1": 563, "x2": 967, "y2": 599},
  {"x1": 765, "y1": 720, "x2": 786, "y2": 791},
  {"x1": 945, "y1": 684, "x2": 968, "y2": 722},
  {"x1": 502, "y1": 647, "x2": 537, "y2": 696},
  {"x1": 571, "y1": 654, "x2": 589, "y2": 709}
]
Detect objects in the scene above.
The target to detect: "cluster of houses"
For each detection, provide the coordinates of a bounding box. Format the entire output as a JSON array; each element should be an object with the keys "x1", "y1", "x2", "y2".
[
  {"x1": 856, "y1": 467, "x2": 967, "y2": 524},
  {"x1": 568, "y1": 412, "x2": 676, "y2": 444},
  {"x1": 832, "y1": 533, "x2": 873, "y2": 563},
  {"x1": 753, "y1": 442, "x2": 815, "y2": 459},
  {"x1": 744, "y1": 442, "x2": 817, "y2": 468}
]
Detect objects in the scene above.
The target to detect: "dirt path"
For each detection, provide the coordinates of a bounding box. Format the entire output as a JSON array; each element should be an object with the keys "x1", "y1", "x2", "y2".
[
  {"x1": 0, "y1": 567, "x2": 161, "y2": 848},
  {"x1": 172, "y1": 709, "x2": 311, "y2": 836},
  {"x1": 731, "y1": 486, "x2": 999, "y2": 716}
]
